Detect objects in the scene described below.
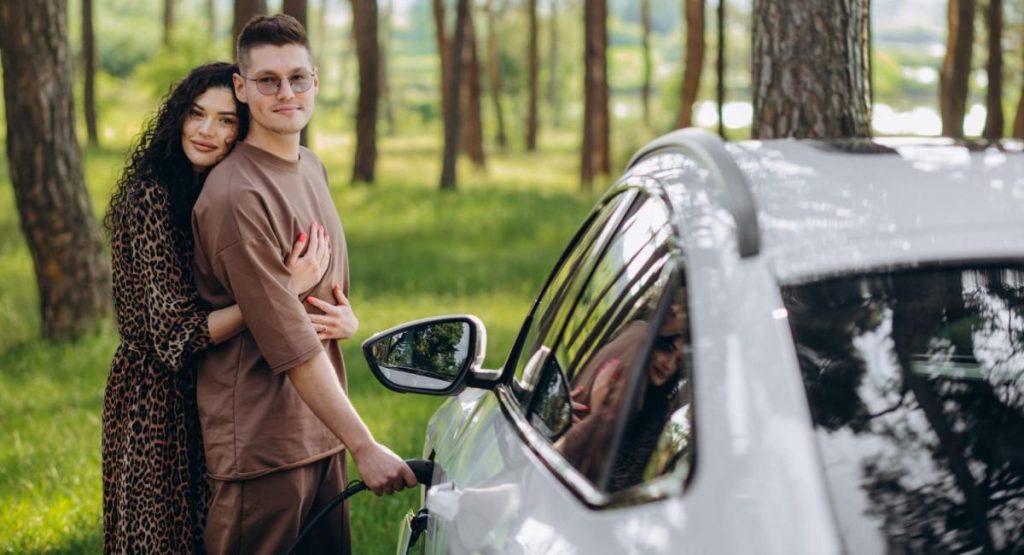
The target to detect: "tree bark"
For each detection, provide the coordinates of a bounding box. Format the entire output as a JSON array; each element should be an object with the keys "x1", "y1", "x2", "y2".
[
  {"x1": 641, "y1": 0, "x2": 652, "y2": 127},
  {"x1": 751, "y1": 0, "x2": 872, "y2": 139},
  {"x1": 982, "y1": 0, "x2": 1002, "y2": 140},
  {"x1": 458, "y1": 5, "x2": 486, "y2": 167},
  {"x1": 486, "y1": 0, "x2": 508, "y2": 148},
  {"x1": 547, "y1": 0, "x2": 561, "y2": 129},
  {"x1": 83, "y1": 0, "x2": 99, "y2": 146},
  {"x1": 676, "y1": 0, "x2": 705, "y2": 129},
  {"x1": 440, "y1": 0, "x2": 470, "y2": 190},
  {"x1": 581, "y1": 0, "x2": 610, "y2": 190},
  {"x1": 350, "y1": 0, "x2": 378, "y2": 184},
  {"x1": 526, "y1": 0, "x2": 539, "y2": 150},
  {"x1": 283, "y1": 0, "x2": 310, "y2": 146},
  {"x1": 432, "y1": 0, "x2": 451, "y2": 123},
  {"x1": 940, "y1": 0, "x2": 975, "y2": 139},
  {"x1": 0, "y1": 0, "x2": 111, "y2": 339},
  {"x1": 233, "y1": 0, "x2": 268, "y2": 53},
  {"x1": 163, "y1": 0, "x2": 175, "y2": 45}
]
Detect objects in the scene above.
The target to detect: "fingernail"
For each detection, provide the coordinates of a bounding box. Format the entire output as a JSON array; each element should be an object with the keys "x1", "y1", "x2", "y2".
[
  {"x1": 298, "y1": 233, "x2": 307, "y2": 242},
  {"x1": 579, "y1": 404, "x2": 589, "y2": 411},
  {"x1": 333, "y1": 283, "x2": 339, "y2": 289},
  {"x1": 305, "y1": 296, "x2": 314, "y2": 303}
]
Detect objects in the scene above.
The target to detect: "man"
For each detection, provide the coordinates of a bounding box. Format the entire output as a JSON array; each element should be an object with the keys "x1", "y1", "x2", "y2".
[{"x1": 191, "y1": 14, "x2": 414, "y2": 554}]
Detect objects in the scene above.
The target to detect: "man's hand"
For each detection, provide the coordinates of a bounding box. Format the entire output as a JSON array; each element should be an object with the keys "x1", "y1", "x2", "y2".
[
  {"x1": 305, "y1": 284, "x2": 359, "y2": 340},
  {"x1": 350, "y1": 441, "x2": 417, "y2": 496}
]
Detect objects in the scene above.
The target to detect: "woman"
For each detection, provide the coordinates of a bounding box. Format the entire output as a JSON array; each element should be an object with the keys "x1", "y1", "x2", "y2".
[{"x1": 102, "y1": 62, "x2": 353, "y2": 554}]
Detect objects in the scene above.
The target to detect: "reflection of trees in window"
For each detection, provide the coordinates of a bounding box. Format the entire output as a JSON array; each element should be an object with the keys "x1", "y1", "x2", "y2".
[
  {"x1": 783, "y1": 267, "x2": 1024, "y2": 553},
  {"x1": 382, "y1": 322, "x2": 466, "y2": 379}
]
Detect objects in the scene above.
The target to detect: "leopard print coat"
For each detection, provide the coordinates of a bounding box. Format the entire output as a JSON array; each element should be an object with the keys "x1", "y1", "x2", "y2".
[{"x1": 103, "y1": 181, "x2": 212, "y2": 554}]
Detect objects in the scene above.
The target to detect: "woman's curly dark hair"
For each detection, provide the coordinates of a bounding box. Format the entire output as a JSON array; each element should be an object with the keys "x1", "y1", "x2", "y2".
[{"x1": 105, "y1": 62, "x2": 249, "y2": 238}]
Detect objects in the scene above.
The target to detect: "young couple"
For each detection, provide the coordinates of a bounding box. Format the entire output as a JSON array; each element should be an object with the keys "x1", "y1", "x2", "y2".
[{"x1": 102, "y1": 14, "x2": 414, "y2": 554}]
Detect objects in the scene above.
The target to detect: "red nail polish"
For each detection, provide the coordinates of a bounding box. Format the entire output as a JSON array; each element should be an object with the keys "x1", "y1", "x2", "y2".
[
  {"x1": 305, "y1": 296, "x2": 313, "y2": 303},
  {"x1": 298, "y1": 233, "x2": 307, "y2": 242}
]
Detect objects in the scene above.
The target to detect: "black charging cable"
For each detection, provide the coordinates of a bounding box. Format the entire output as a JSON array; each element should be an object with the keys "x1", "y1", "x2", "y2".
[{"x1": 286, "y1": 459, "x2": 434, "y2": 555}]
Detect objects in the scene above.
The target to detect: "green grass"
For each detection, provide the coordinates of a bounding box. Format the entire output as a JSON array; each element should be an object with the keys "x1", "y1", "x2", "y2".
[{"x1": 0, "y1": 129, "x2": 601, "y2": 553}]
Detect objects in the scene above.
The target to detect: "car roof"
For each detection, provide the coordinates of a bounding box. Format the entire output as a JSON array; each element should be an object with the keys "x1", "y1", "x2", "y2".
[{"x1": 632, "y1": 134, "x2": 1024, "y2": 284}]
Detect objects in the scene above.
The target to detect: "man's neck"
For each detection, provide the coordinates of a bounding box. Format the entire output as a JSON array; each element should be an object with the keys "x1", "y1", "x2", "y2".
[{"x1": 244, "y1": 128, "x2": 301, "y2": 162}]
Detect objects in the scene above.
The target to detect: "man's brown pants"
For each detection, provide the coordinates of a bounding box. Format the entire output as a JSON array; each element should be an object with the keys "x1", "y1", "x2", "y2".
[{"x1": 204, "y1": 453, "x2": 351, "y2": 555}]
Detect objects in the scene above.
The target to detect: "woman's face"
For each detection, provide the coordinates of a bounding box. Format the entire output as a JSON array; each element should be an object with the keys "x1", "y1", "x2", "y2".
[{"x1": 181, "y1": 86, "x2": 239, "y2": 171}]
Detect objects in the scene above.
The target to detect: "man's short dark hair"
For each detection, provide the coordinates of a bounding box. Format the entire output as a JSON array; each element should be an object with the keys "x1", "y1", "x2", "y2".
[{"x1": 236, "y1": 14, "x2": 311, "y2": 72}]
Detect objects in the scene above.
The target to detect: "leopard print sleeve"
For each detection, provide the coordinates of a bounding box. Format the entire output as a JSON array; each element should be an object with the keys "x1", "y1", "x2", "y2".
[{"x1": 131, "y1": 183, "x2": 214, "y2": 370}]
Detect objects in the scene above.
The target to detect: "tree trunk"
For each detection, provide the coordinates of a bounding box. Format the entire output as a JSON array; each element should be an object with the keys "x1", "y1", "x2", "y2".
[
  {"x1": 1014, "y1": 41, "x2": 1024, "y2": 138},
  {"x1": 751, "y1": 0, "x2": 872, "y2": 139},
  {"x1": 458, "y1": 5, "x2": 486, "y2": 167},
  {"x1": 486, "y1": 0, "x2": 507, "y2": 148},
  {"x1": 548, "y1": 0, "x2": 561, "y2": 129},
  {"x1": 207, "y1": 0, "x2": 216, "y2": 41},
  {"x1": 83, "y1": 0, "x2": 99, "y2": 146},
  {"x1": 581, "y1": 0, "x2": 610, "y2": 190},
  {"x1": 440, "y1": 0, "x2": 470, "y2": 190},
  {"x1": 350, "y1": 0, "x2": 378, "y2": 184},
  {"x1": 0, "y1": 0, "x2": 111, "y2": 340},
  {"x1": 433, "y1": 0, "x2": 451, "y2": 123},
  {"x1": 716, "y1": 0, "x2": 725, "y2": 138},
  {"x1": 233, "y1": 0, "x2": 268, "y2": 53},
  {"x1": 676, "y1": 0, "x2": 705, "y2": 129},
  {"x1": 982, "y1": 0, "x2": 1002, "y2": 140},
  {"x1": 380, "y1": 0, "x2": 397, "y2": 135},
  {"x1": 641, "y1": 0, "x2": 652, "y2": 127},
  {"x1": 526, "y1": 0, "x2": 539, "y2": 150},
  {"x1": 940, "y1": 0, "x2": 975, "y2": 139},
  {"x1": 282, "y1": 0, "x2": 310, "y2": 146},
  {"x1": 163, "y1": 0, "x2": 174, "y2": 45}
]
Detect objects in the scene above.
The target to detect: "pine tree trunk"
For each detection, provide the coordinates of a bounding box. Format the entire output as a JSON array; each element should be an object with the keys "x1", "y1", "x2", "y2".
[
  {"x1": 641, "y1": 0, "x2": 652, "y2": 127},
  {"x1": 982, "y1": 0, "x2": 1002, "y2": 140},
  {"x1": 486, "y1": 0, "x2": 508, "y2": 148},
  {"x1": 751, "y1": 0, "x2": 872, "y2": 139},
  {"x1": 0, "y1": 0, "x2": 111, "y2": 339},
  {"x1": 83, "y1": 0, "x2": 99, "y2": 146},
  {"x1": 581, "y1": 0, "x2": 610, "y2": 190},
  {"x1": 350, "y1": 0, "x2": 378, "y2": 184},
  {"x1": 233, "y1": 0, "x2": 268, "y2": 52},
  {"x1": 547, "y1": 0, "x2": 561, "y2": 129},
  {"x1": 526, "y1": 0, "x2": 539, "y2": 150},
  {"x1": 432, "y1": 0, "x2": 451, "y2": 123},
  {"x1": 283, "y1": 0, "x2": 310, "y2": 146},
  {"x1": 940, "y1": 0, "x2": 975, "y2": 139},
  {"x1": 440, "y1": 0, "x2": 470, "y2": 190},
  {"x1": 459, "y1": 5, "x2": 486, "y2": 167},
  {"x1": 380, "y1": 0, "x2": 397, "y2": 136},
  {"x1": 163, "y1": 0, "x2": 175, "y2": 45},
  {"x1": 676, "y1": 0, "x2": 704, "y2": 129}
]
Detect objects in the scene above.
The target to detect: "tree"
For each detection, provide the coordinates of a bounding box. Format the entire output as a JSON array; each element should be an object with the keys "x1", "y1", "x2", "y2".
[
  {"x1": 940, "y1": 0, "x2": 975, "y2": 139},
  {"x1": 486, "y1": 0, "x2": 508, "y2": 148},
  {"x1": 233, "y1": 0, "x2": 268, "y2": 51},
  {"x1": 283, "y1": 0, "x2": 310, "y2": 146},
  {"x1": 163, "y1": 0, "x2": 174, "y2": 46},
  {"x1": 547, "y1": 0, "x2": 562, "y2": 129},
  {"x1": 350, "y1": 0, "x2": 378, "y2": 184},
  {"x1": 751, "y1": 0, "x2": 872, "y2": 139},
  {"x1": 716, "y1": 0, "x2": 724, "y2": 137},
  {"x1": 440, "y1": 0, "x2": 471, "y2": 190},
  {"x1": 675, "y1": 0, "x2": 704, "y2": 129},
  {"x1": 0, "y1": 0, "x2": 111, "y2": 339},
  {"x1": 640, "y1": 0, "x2": 652, "y2": 127},
  {"x1": 83, "y1": 0, "x2": 99, "y2": 146},
  {"x1": 379, "y1": 0, "x2": 397, "y2": 135},
  {"x1": 982, "y1": 0, "x2": 1003, "y2": 140},
  {"x1": 458, "y1": 5, "x2": 486, "y2": 167},
  {"x1": 581, "y1": 0, "x2": 611, "y2": 190},
  {"x1": 526, "y1": 0, "x2": 539, "y2": 150}
]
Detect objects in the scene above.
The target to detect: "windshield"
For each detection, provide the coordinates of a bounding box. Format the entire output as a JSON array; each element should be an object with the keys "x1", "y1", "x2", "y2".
[{"x1": 781, "y1": 265, "x2": 1024, "y2": 554}]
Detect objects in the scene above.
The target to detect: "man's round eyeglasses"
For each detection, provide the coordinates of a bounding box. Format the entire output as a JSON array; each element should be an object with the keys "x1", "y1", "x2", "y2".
[{"x1": 241, "y1": 71, "x2": 316, "y2": 95}]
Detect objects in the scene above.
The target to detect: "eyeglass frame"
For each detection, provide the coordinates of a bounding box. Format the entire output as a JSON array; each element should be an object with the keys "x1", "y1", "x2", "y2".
[{"x1": 238, "y1": 69, "x2": 318, "y2": 96}]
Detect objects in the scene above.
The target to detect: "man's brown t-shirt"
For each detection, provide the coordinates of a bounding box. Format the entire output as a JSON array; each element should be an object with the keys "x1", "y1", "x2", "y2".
[{"x1": 192, "y1": 142, "x2": 348, "y2": 480}]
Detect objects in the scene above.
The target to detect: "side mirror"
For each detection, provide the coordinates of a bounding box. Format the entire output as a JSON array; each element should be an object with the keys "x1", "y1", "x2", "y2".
[{"x1": 362, "y1": 315, "x2": 487, "y2": 395}]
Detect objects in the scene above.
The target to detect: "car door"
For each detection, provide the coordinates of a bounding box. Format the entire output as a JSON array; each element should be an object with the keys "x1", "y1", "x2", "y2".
[{"x1": 422, "y1": 186, "x2": 700, "y2": 553}]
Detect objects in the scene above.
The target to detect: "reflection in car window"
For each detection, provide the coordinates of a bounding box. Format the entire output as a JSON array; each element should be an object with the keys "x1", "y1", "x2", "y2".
[
  {"x1": 512, "y1": 191, "x2": 636, "y2": 406},
  {"x1": 782, "y1": 265, "x2": 1024, "y2": 554}
]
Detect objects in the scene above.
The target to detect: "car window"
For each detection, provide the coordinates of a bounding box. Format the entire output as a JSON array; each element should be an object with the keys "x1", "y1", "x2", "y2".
[
  {"x1": 781, "y1": 264, "x2": 1024, "y2": 554},
  {"x1": 511, "y1": 190, "x2": 637, "y2": 406}
]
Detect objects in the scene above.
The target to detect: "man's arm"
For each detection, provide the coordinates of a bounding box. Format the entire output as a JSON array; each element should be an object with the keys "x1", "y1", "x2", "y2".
[{"x1": 287, "y1": 350, "x2": 416, "y2": 495}]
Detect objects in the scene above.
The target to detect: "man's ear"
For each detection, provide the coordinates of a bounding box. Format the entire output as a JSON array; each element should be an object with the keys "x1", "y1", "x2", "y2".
[{"x1": 233, "y1": 73, "x2": 248, "y2": 104}]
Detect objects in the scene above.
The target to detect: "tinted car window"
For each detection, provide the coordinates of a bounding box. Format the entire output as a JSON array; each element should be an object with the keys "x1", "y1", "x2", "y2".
[{"x1": 782, "y1": 265, "x2": 1024, "y2": 554}]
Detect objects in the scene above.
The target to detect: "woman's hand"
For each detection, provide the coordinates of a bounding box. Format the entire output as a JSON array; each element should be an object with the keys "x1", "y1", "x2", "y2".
[
  {"x1": 590, "y1": 357, "x2": 622, "y2": 413},
  {"x1": 305, "y1": 284, "x2": 359, "y2": 340},
  {"x1": 286, "y1": 222, "x2": 330, "y2": 294}
]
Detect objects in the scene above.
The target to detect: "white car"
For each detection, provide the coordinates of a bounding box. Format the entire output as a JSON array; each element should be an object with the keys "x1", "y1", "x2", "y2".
[{"x1": 362, "y1": 129, "x2": 1024, "y2": 554}]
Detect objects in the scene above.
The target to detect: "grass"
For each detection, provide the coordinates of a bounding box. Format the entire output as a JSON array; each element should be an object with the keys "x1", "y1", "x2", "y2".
[{"x1": 0, "y1": 128, "x2": 602, "y2": 553}]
